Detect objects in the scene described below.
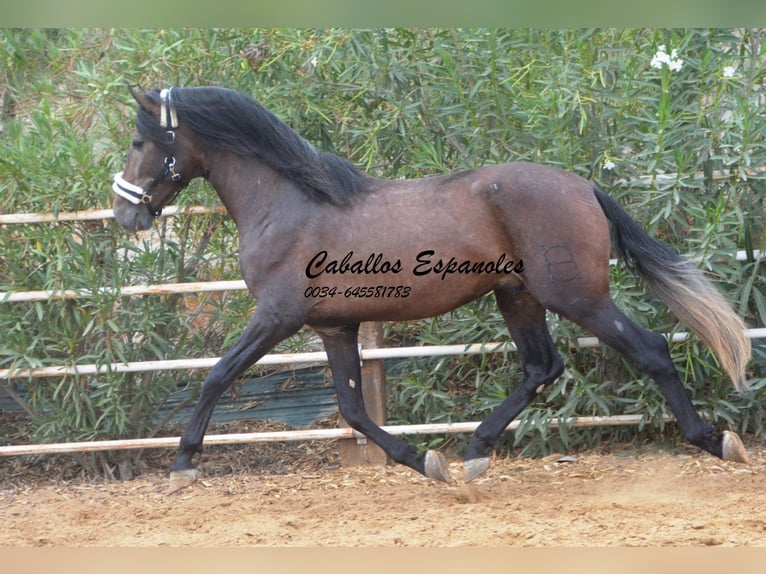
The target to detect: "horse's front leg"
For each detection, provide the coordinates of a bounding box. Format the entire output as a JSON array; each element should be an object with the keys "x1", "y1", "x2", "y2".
[
  {"x1": 317, "y1": 324, "x2": 450, "y2": 482},
  {"x1": 168, "y1": 306, "x2": 303, "y2": 493}
]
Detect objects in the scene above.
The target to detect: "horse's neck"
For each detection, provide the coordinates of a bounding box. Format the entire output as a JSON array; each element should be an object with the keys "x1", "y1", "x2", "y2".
[{"x1": 205, "y1": 151, "x2": 299, "y2": 232}]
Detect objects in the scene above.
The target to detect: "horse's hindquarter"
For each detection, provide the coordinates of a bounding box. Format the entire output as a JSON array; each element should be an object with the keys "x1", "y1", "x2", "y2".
[{"x1": 481, "y1": 162, "x2": 612, "y2": 308}]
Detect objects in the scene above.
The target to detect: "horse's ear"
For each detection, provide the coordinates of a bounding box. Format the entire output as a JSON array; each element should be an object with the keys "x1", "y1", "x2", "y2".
[{"x1": 127, "y1": 84, "x2": 156, "y2": 114}]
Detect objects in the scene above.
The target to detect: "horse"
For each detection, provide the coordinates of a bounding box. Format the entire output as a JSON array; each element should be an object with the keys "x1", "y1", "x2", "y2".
[{"x1": 111, "y1": 86, "x2": 751, "y2": 492}]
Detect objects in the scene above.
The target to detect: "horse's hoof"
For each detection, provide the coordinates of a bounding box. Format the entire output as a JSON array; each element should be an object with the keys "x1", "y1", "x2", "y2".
[
  {"x1": 168, "y1": 468, "x2": 200, "y2": 494},
  {"x1": 424, "y1": 450, "x2": 450, "y2": 482},
  {"x1": 463, "y1": 457, "x2": 490, "y2": 483},
  {"x1": 722, "y1": 430, "x2": 749, "y2": 464}
]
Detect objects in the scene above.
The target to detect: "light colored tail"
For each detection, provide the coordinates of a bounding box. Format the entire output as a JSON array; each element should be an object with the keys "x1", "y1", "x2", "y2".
[{"x1": 593, "y1": 186, "x2": 751, "y2": 392}]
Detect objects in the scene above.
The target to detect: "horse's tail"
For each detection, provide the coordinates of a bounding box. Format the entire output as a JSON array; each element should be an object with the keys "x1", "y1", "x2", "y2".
[{"x1": 592, "y1": 185, "x2": 750, "y2": 393}]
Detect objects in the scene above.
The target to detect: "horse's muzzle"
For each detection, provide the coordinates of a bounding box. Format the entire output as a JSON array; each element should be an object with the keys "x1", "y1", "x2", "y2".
[{"x1": 112, "y1": 197, "x2": 155, "y2": 232}]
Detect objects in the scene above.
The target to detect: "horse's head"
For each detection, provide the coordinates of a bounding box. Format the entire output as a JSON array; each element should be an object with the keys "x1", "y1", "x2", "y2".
[{"x1": 111, "y1": 87, "x2": 206, "y2": 231}]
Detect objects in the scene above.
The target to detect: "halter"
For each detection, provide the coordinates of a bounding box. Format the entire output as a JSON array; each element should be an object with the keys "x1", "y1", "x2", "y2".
[{"x1": 112, "y1": 88, "x2": 184, "y2": 218}]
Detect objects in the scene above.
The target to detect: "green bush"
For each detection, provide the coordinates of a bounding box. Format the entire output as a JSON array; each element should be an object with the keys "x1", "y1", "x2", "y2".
[{"x1": 1, "y1": 29, "x2": 764, "y2": 476}]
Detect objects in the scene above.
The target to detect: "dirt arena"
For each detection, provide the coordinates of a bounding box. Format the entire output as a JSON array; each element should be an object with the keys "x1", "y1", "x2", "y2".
[{"x1": 1, "y1": 429, "x2": 765, "y2": 547}]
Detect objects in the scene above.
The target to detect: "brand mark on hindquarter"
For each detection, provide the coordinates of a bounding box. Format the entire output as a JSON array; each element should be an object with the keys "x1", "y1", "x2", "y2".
[{"x1": 543, "y1": 242, "x2": 581, "y2": 282}]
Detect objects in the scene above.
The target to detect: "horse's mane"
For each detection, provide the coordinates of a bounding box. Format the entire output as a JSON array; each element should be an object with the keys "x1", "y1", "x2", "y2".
[{"x1": 134, "y1": 86, "x2": 368, "y2": 206}]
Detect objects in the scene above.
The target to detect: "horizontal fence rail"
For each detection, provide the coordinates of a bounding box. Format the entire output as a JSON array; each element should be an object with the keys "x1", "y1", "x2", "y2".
[
  {"x1": 0, "y1": 204, "x2": 226, "y2": 225},
  {"x1": 0, "y1": 254, "x2": 761, "y2": 303},
  {"x1": 1, "y1": 164, "x2": 764, "y2": 226},
  {"x1": 0, "y1": 414, "x2": 674, "y2": 457},
  {"x1": 2, "y1": 330, "x2": 765, "y2": 381},
  {"x1": 1, "y1": 344, "x2": 506, "y2": 380},
  {"x1": 1, "y1": 280, "x2": 248, "y2": 303}
]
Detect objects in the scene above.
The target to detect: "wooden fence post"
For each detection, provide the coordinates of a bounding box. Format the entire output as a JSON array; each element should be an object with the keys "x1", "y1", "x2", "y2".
[{"x1": 339, "y1": 321, "x2": 389, "y2": 467}]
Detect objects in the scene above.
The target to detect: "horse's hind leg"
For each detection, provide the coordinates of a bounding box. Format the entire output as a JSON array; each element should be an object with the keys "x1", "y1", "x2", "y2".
[
  {"x1": 561, "y1": 298, "x2": 748, "y2": 463},
  {"x1": 317, "y1": 323, "x2": 450, "y2": 482},
  {"x1": 463, "y1": 287, "x2": 565, "y2": 482}
]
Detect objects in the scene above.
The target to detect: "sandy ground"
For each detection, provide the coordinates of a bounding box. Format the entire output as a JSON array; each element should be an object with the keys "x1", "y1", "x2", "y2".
[{"x1": 1, "y1": 437, "x2": 765, "y2": 547}]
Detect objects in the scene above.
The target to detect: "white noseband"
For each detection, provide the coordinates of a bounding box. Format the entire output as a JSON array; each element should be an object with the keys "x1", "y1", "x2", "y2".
[{"x1": 112, "y1": 172, "x2": 146, "y2": 205}]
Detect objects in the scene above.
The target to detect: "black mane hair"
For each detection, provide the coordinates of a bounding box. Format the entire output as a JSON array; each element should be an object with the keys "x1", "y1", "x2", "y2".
[{"x1": 134, "y1": 86, "x2": 369, "y2": 206}]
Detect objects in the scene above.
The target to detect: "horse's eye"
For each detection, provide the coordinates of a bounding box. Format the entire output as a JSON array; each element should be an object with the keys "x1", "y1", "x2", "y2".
[{"x1": 131, "y1": 139, "x2": 144, "y2": 149}]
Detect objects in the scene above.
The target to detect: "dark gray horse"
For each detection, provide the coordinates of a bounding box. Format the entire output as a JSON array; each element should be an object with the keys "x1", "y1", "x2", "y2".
[{"x1": 111, "y1": 86, "x2": 750, "y2": 492}]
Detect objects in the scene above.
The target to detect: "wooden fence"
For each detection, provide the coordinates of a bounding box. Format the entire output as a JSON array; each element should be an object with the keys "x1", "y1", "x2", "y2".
[{"x1": 1, "y1": 204, "x2": 763, "y2": 465}]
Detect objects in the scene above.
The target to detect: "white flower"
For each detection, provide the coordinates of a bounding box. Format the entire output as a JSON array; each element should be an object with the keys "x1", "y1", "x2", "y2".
[
  {"x1": 723, "y1": 65, "x2": 737, "y2": 78},
  {"x1": 602, "y1": 159, "x2": 616, "y2": 171},
  {"x1": 668, "y1": 59, "x2": 683, "y2": 72},
  {"x1": 310, "y1": 56, "x2": 318, "y2": 68},
  {"x1": 651, "y1": 45, "x2": 683, "y2": 72}
]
